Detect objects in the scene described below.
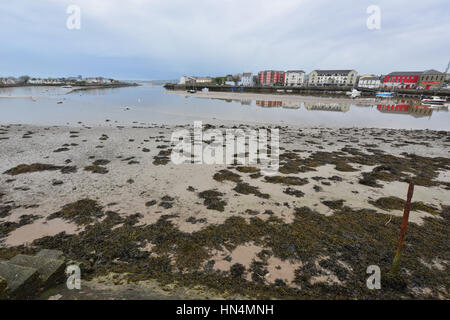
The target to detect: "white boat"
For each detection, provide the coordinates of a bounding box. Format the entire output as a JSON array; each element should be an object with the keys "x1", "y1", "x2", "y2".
[
  {"x1": 376, "y1": 92, "x2": 394, "y2": 98},
  {"x1": 421, "y1": 96, "x2": 446, "y2": 105},
  {"x1": 62, "y1": 85, "x2": 73, "y2": 88},
  {"x1": 346, "y1": 88, "x2": 361, "y2": 99}
]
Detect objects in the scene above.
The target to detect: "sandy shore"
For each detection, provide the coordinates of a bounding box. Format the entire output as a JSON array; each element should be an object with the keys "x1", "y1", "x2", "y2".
[{"x1": 1, "y1": 123, "x2": 449, "y2": 299}]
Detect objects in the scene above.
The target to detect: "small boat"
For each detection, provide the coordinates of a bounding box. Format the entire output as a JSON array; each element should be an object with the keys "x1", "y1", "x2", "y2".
[
  {"x1": 62, "y1": 85, "x2": 73, "y2": 88},
  {"x1": 346, "y1": 88, "x2": 361, "y2": 99},
  {"x1": 187, "y1": 89, "x2": 197, "y2": 93},
  {"x1": 57, "y1": 101, "x2": 63, "y2": 104},
  {"x1": 421, "y1": 96, "x2": 446, "y2": 105},
  {"x1": 376, "y1": 92, "x2": 394, "y2": 98}
]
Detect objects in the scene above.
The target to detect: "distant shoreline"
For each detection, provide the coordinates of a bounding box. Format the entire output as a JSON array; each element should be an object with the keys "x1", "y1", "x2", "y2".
[
  {"x1": 0, "y1": 82, "x2": 140, "y2": 91},
  {"x1": 66, "y1": 82, "x2": 140, "y2": 93}
]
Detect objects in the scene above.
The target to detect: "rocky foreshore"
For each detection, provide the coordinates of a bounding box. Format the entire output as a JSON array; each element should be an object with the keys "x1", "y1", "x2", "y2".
[{"x1": 0, "y1": 123, "x2": 449, "y2": 299}]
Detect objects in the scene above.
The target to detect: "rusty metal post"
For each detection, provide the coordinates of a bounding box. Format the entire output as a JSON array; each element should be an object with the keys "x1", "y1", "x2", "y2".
[{"x1": 392, "y1": 182, "x2": 415, "y2": 273}]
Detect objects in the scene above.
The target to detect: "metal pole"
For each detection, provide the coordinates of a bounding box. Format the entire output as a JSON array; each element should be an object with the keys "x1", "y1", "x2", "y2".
[{"x1": 392, "y1": 182, "x2": 415, "y2": 273}]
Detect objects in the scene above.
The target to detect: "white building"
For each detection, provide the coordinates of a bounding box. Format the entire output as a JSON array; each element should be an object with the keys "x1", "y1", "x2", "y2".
[
  {"x1": 284, "y1": 70, "x2": 305, "y2": 86},
  {"x1": 179, "y1": 76, "x2": 194, "y2": 84},
  {"x1": 179, "y1": 76, "x2": 212, "y2": 85},
  {"x1": 28, "y1": 78, "x2": 44, "y2": 84},
  {"x1": 358, "y1": 74, "x2": 381, "y2": 89},
  {"x1": 239, "y1": 73, "x2": 254, "y2": 86},
  {"x1": 308, "y1": 70, "x2": 358, "y2": 86}
]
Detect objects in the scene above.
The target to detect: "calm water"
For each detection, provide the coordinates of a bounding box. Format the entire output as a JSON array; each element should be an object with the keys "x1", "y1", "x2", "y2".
[{"x1": 0, "y1": 84, "x2": 449, "y2": 130}]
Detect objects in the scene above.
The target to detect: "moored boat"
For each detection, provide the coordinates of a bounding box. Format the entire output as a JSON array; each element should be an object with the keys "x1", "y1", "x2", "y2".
[
  {"x1": 346, "y1": 88, "x2": 361, "y2": 99},
  {"x1": 376, "y1": 92, "x2": 394, "y2": 98},
  {"x1": 421, "y1": 96, "x2": 446, "y2": 105}
]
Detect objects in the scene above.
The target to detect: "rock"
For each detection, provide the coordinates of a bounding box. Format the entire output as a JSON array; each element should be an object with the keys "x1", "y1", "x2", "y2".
[
  {"x1": 36, "y1": 249, "x2": 64, "y2": 260},
  {"x1": 159, "y1": 202, "x2": 173, "y2": 209},
  {"x1": 9, "y1": 254, "x2": 66, "y2": 289},
  {"x1": 0, "y1": 261, "x2": 41, "y2": 299},
  {"x1": 0, "y1": 276, "x2": 8, "y2": 299},
  {"x1": 145, "y1": 200, "x2": 157, "y2": 207},
  {"x1": 245, "y1": 209, "x2": 259, "y2": 215}
]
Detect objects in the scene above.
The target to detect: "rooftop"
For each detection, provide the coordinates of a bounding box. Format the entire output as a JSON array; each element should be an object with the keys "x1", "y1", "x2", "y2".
[
  {"x1": 387, "y1": 71, "x2": 424, "y2": 76},
  {"x1": 313, "y1": 70, "x2": 355, "y2": 75}
]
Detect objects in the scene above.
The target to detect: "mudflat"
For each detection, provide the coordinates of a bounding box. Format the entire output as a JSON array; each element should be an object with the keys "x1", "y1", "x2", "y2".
[{"x1": 0, "y1": 123, "x2": 449, "y2": 299}]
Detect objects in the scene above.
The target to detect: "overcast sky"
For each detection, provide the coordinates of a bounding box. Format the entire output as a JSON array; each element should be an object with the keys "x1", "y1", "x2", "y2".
[{"x1": 1, "y1": 0, "x2": 449, "y2": 80}]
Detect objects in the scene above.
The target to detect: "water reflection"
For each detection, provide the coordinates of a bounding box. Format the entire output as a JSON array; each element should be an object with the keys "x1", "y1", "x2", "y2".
[
  {"x1": 254, "y1": 100, "x2": 302, "y2": 109},
  {"x1": 0, "y1": 85, "x2": 449, "y2": 130},
  {"x1": 376, "y1": 101, "x2": 448, "y2": 118},
  {"x1": 256, "y1": 100, "x2": 283, "y2": 108},
  {"x1": 304, "y1": 102, "x2": 350, "y2": 112}
]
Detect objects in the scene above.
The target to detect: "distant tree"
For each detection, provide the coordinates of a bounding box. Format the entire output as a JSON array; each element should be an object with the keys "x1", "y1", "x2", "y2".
[
  {"x1": 18, "y1": 75, "x2": 30, "y2": 84},
  {"x1": 214, "y1": 77, "x2": 226, "y2": 85}
]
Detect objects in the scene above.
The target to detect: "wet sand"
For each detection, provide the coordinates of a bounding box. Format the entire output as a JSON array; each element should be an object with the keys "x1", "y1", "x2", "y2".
[{"x1": 0, "y1": 123, "x2": 449, "y2": 299}]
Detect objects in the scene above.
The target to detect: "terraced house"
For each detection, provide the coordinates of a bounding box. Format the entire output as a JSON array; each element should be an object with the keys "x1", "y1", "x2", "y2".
[
  {"x1": 258, "y1": 70, "x2": 285, "y2": 86},
  {"x1": 357, "y1": 74, "x2": 381, "y2": 89},
  {"x1": 418, "y1": 69, "x2": 445, "y2": 90},
  {"x1": 307, "y1": 70, "x2": 358, "y2": 86},
  {"x1": 284, "y1": 70, "x2": 306, "y2": 86},
  {"x1": 382, "y1": 70, "x2": 444, "y2": 89}
]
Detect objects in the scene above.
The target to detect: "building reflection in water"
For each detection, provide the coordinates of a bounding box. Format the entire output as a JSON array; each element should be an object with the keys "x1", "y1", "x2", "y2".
[
  {"x1": 221, "y1": 96, "x2": 447, "y2": 120},
  {"x1": 375, "y1": 100, "x2": 446, "y2": 118},
  {"x1": 255, "y1": 100, "x2": 301, "y2": 109},
  {"x1": 256, "y1": 100, "x2": 282, "y2": 108},
  {"x1": 304, "y1": 102, "x2": 351, "y2": 112}
]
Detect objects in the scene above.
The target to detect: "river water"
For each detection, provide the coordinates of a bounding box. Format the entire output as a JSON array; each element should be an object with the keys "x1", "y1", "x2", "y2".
[{"x1": 0, "y1": 84, "x2": 449, "y2": 130}]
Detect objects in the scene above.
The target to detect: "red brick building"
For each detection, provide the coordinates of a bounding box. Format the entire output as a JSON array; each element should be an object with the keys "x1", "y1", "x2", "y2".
[
  {"x1": 383, "y1": 69, "x2": 444, "y2": 89},
  {"x1": 383, "y1": 72, "x2": 421, "y2": 89},
  {"x1": 258, "y1": 70, "x2": 285, "y2": 86}
]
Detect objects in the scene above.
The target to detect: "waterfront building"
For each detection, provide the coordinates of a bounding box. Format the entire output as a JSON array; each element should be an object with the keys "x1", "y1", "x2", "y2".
[
  {"x1": 28, "y1": 78, "x2": 43, "y2": 85},
  {"x1": 418, "y1": 69, "x2": 445, "y2": 90},
  {"x1": 358, "y1": 74, "x2": 381, "y2": 89},
  {"x1": 258, "y1": 70, "x2": 285, "y2": 86},
  {"x1": 85, "y1": 77, "x2": 106, "y2": 84},
  {"x1": 239, "y1": 73, "x2": 254, "y2": 86},
  {"x1": 382, "y1": 70, "x2": 444, "y2": 90},
  {"x1": 382, "y1": 72, "x2": 422, "y2": 89},
  {"x1": 284, "y1": 70, "x2": 305, "y2": 87},
  {"x1": 179, "y1": 76, "x2": 213, "y2": 85},
  {"x1": 307, "y1": 70, "x2": 358, "y2": 86}
]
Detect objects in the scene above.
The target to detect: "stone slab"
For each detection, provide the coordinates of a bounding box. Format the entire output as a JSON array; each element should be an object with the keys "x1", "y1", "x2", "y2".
[
  {"x1": 9, "y1": 254, "x2": 66, "y2": 288},
  {"x1": 0, "y1": 261, "x2": 41, "y2": 299}
]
